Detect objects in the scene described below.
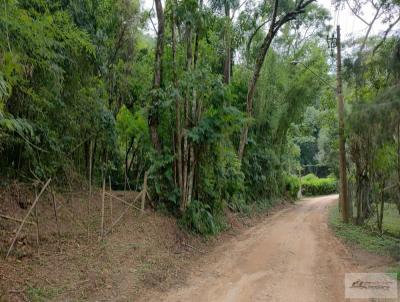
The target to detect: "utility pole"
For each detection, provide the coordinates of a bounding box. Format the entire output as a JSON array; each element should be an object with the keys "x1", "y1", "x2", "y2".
[{"x1": 328, "y1": 25, "x2": 349, "y2": 223}]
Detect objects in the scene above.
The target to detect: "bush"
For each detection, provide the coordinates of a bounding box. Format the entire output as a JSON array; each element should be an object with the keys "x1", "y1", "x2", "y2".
[
  {"x1": 284, "y1": 174, "x2": 300, "y2": 199},
  {"x1": 180, "y1": 200, "x2": 226, "y2": 235},
  {"x1": 329, "y1": 205, "x2": 400, "y2": 260},
  {"x1": 301, "y1": 173, "x2": 337, "y2": 196}
]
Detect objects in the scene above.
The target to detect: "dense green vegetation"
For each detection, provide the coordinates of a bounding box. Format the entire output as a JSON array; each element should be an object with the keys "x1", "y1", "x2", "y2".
[
  {"x1": 301, "y1": 173, "x2": 337, "y2": 196},
  {"x1": 0, "y1": 0, "x2": 333, "y2": 234},
  {"x1": 341, "y1": 1, "x2": 400, "y2": 236},
  {"x1": 330, "y1": 206, "x2": 400, "y2": 258},
  {"x1": 329, "y1": 205, "x2": 400, "y2": 279},
  {"x1": 284, "y1": 173, "x2": 337, "y2": 198},
  {"x1": 1, "y1": 0, "x2": 399, "y2": 237}
]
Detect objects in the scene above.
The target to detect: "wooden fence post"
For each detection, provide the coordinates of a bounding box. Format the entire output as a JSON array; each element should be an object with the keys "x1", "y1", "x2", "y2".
[
  {"x1": 141, "y1": 172, "x2": 148, "y2": 213},
  {"x1": 101, "y1": 177, "x2": 105, "y2": 238},
  {"x1": 109, "y1": 176, "x2": 112, "y2": 234},
  {"x1": 34, "y1": 186, "x2": 40, "y2": 249},
  {"x1": 51, "y1": 188, "x2": 61, "y2": 251}
]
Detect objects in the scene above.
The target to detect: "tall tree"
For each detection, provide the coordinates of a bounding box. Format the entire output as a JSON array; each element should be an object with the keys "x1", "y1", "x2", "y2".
[
  {"x1": 238, "y1": 0, "x2": 316, "y2": 160},
  {"x1": 149, "y1": 0, "x2": 165, "y2": 152}
]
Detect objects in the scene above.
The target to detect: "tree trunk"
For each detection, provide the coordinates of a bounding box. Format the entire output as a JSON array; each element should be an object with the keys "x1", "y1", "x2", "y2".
[
  {"x1": 181, "y1": 27, "x2": 193, "y2": 213},
  {"x1": 397, "y1": 123, "x2": 400, "y2": 214},
  {"x1": 238, "y1": 0, "x2": 279, "y2": 160},
  {"x1": 149, "y1": 0, "x2": 165, "y2": 152},
  {"x1": 237, "y1": 0, "x2": 316, "y2": 160},
  {"x1": 379, "y1": 188, "x2": 384, "y2": 233},
  {"x1": 172, "y1": 3, "x2": 183, "y2": 201},
  {"x1": 223, "y1": 1, "x2": 231, "y2": 84},
  {"x1": 84, "y1": 140, "x2": 90, "y2": 177},
  {"x1": 377, "y1": 181, "x2": 385, "y2": 233},
  {"x1": 186, "y1": 0, "x2": 203, "y2": 209}
]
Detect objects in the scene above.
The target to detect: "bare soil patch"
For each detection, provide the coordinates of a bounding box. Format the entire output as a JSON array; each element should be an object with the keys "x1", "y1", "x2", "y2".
[
  {"x1": 0, "y1": 185, "x2": 200, "y2": 301},
  {"x1": 0, "y1": 184, "x2": 289, "y2": 301}
]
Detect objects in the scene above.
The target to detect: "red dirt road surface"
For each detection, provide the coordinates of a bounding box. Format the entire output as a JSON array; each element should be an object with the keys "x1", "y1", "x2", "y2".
[{"x1": 148, "y1": 195, "x2": 395, "y2": 302}]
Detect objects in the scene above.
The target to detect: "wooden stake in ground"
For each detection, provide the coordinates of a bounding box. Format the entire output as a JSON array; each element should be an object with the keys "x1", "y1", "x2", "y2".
[
  {"x1": 0, "y1": 214, "x2": 36, "y2": 225},
  {"x1": 34, "y1": 187, "x2": 40, "y2": 250},
  {"x1": 109, "y1": 176, "x2": 112, "y2": 233},
  {"x1": 141, "y1": 171, "x2": 148, "y2": 213},
  {"x1": 51, "y1": 188, "x2": 61, "y2": 250},
  {"x1": 104, "y1": 191, "x2": 143, "y2": 236},
  {"x1": 104, "y1": 192, "x2": 142, "y2": 211},
  {"x1": 6, "y1": 178, "x2": 51, "y2": 259},
  {"x1": 87, "y1": 140, "x2": 93, "y2": 240},
  {"x1": 101, "y1": 177, "x2": 105, "y2": 238}
]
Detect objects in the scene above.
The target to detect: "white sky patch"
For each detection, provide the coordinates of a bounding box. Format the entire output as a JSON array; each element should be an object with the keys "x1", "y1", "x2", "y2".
[
  {"x1": 319, "y1": 0, "x2": 397, "y2": 41},
  {"x1": 141, "y1": 0, "x2": 399, "y2": 42}
]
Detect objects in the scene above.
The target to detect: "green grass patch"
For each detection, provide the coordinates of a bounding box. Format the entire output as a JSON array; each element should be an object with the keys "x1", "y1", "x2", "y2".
[
  {"x1": 26, "y1": 286, "x2": 61, "y2": 302},
  {"x1": 387, "y1": 266, "x2": 400, "y2": 280},
  {"x1": 368, "y1": 203, "x2": 400, "y2": 238},
  {"x1": 329, "y1": 205, "x2": 400, "y2": 260}
]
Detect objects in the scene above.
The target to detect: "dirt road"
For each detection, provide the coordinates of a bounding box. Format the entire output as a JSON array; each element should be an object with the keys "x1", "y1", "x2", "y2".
[{"x1": 149, "y1": 195, "x2": 362, "y2": 302}]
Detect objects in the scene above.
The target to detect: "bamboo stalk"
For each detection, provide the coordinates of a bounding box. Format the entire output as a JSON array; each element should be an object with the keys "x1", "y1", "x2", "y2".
[
  {"x1": 6, "y1": 178, "x2": 51, "y2": 258},
  {"x1": 0, "y1": 214, "x2": 36, "y2": 225},
  {"x1": 109, "y1": 176, "x2": 113, "y2": 233},
  {"x1": 51, "y1": 189, "x2": 61, "y2": 250},
  {"x1": 34, "y1": 188, "x2": 40, "y2": 250},
  {"x1": 104, "y1": 192, "x2": 142, "y2": 211},
  {"x1": 87, "y1": 139, "x2": 93, "y2": 240},
  {"x1": 104, "y1": 192, "x2": 142, "y2": 236},
  {"x1": 141, "y1": 172, "x2": 148, "y2": 213},
  {"x1": 101, "y1": 177, "x2": 105, "y2": 238}
]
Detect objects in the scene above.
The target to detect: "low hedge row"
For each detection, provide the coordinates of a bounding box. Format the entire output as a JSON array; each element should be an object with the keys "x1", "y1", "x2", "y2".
[
  {"x1": 285, "y1": 173, "x2": 337, "y2": 198},
  {"x1": 301, "y1": 173, "x2": 337, "y2": 196}
]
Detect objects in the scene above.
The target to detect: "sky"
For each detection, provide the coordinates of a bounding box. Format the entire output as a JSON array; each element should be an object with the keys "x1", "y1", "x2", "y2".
[
  {"x1": 319, "y1": 0, "x2": 393, "y2": 41},
  {"x1": 141, "y1": 0, "x2": 398, "y2": 42}
]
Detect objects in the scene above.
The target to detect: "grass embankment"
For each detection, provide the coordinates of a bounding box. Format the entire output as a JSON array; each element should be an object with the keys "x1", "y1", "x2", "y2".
[{"x1": 329, "y1": 205, "x2": 400, "y2": 279}]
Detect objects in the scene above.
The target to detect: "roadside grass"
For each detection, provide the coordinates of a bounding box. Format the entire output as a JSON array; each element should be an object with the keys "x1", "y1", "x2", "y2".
[
  {"x1": 26, "y1": 286, "x2": 61, "y2": 302},
  {"x1": 387, "y1": 266, "x2": 400, "y2": 280},
  {"x1": 368, "y1": 203, "x2": 400, "y2": 238},
  {"x1": 329, "y1": 205, "x2": 400, "y2": 279}
]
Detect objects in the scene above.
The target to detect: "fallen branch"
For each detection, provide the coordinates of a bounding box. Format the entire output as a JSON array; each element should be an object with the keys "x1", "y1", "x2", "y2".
[
  {"x1": 6, "y1": 178, "x2": 51, "y2": 258},
  {"x1": 104, "y1": 192, "x2": 142, "y2": 212},
  {"x1": 50, "y1": 188, "x2": 61, "y2": 251},
  {"x1": 0, "y1": 214, "x2": 36, "y2": 226},
  {"x1": 104, "y1": 192, "x2": 142, "y2": 236}
]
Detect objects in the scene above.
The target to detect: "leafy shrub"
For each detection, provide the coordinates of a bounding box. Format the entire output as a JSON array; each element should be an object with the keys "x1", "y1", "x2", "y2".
[
  {"x1": 284, "y1": 174, "x2": 300, "y2": 199},
  {"x1": 180, "y1": 200, "x2": 226, "y2": 235},
  {"x1": 243, "y1": 146, "x2": 284, "y2": 203},
  {"x1": 301, "y1": 173, "x2": 337, "y2": 196}
]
